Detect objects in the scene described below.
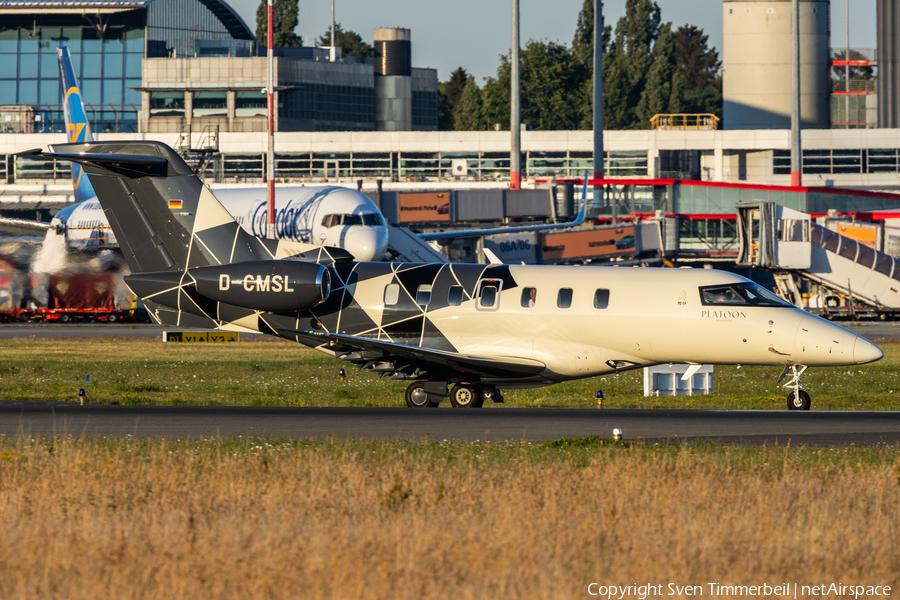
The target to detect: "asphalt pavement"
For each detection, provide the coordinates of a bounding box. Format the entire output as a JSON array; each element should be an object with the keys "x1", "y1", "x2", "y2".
[{"x1": 1, "y1": 403, "x2": 899, "y2": 446}]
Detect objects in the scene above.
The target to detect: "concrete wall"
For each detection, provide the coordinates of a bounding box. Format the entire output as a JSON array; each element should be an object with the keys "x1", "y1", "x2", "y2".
[{"x1": 723, "y1": 0, "x2": 831, "y2": 130}]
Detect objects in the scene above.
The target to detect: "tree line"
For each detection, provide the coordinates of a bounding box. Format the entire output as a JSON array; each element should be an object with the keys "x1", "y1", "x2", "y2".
[
  {"x1": 255, "y1": 0, "x2": 722, "y2": 131},
  {"x1": 440, "y1": 0, "x2": 722, "y2": 131}
]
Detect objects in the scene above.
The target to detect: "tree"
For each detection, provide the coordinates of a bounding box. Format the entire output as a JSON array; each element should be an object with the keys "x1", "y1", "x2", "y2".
[
  {"x1": 482, "y1": 41, "x2": 585, "y2": 131},
  {"x1": 316, "y1": 23, "x2": 374, "y2": 59},
  {"x1": 672, "y1": 25, "x2": 722, "y2": 117},
  {"x1": 572, "y1": 0, "x2": 612, "y2": 129},
  {"x1": 572, "y1": 0, "x2": 609, "y2": 68},
  {"x1": 438, "y1": 67, "x2": 469, "y2": 130},
  {"x1": 636, "y1": 23, "x2": 684, "y2": 126},
  {"x1": 255, "y1": 0, "x2": 302, "y2": 48},
  {"x1": 454, "y1": 76, "x2": 484, "y2": 130}
]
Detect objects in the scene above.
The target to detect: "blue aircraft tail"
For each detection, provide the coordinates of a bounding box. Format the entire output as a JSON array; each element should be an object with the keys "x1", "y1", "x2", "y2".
[{"x1": 57, "y1": 47, "x2": 96, "y2": 204}]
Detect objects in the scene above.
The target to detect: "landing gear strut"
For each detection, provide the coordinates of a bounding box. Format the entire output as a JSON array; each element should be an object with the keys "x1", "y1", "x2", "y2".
[{"x1": 778, "y1": 364, "x2": 810, "y2": 411}]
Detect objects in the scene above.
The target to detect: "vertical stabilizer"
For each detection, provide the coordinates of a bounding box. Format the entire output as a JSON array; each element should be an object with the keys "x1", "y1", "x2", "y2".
[
  {"x1": 57, "y1": 47, "x2": 97, "y2": 204},
  {"x1": 40, "y1": 140, "x2": 283, "y2": 274}
]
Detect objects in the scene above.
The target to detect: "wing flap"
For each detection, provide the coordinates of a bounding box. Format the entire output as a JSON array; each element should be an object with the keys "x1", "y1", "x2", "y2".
[{"x1": 279, "y1": 328, "x2": 547, "y2": 379}]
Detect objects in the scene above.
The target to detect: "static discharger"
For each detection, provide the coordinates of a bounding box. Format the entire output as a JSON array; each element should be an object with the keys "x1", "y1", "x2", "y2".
[
  {"x1": 613, "y1": 428, "x2": 622, "y2": 441},
  {"x1": 596, "y1": 390, "x2": 604, "y2": 408}
]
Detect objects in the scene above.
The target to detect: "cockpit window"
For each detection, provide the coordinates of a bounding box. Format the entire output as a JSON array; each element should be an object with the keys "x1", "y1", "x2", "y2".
[
  {"x1": 321, "y1": 213, "x2": 384, "y2": 228},
  {"x1": 700, "y1": 283, "x2": 793, "y2": 307}
]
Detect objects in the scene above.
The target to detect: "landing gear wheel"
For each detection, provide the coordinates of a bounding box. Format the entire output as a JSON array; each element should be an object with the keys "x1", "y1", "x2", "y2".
[
  {"x1": 787, "y1": 389, "x2": 811, "y2": 411},
  {"x1": 107, "y1": 314, "x2": 117, "y2": 323},
  {"x1": 59, "y1": 314, "x2": 70, "y2": 323},
  {"x1": 405, "y1": 382, "x2": 436, "y2": 408},
  {"x1": 450, "y1": 384, "x2": 483, "y2": 408}
]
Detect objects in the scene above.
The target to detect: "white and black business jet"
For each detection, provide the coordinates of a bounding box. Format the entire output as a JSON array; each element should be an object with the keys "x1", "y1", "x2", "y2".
[{"x1": 22, "y1": 140, "x2": 883, "y2": 410}]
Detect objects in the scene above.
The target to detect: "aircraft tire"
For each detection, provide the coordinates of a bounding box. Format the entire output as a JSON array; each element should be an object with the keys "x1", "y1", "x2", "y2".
[
  {"x1": 786, "y1": 389, "x2": 811, "y2": 411},
  {"x1": 450, "y1": 384, "x2": 483, "y2": 408},
  {"x1": 405, "y1": 382, "x2": 438, "y2": 408}
]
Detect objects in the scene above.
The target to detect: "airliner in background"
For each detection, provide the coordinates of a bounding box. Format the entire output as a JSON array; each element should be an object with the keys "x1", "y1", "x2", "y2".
[
  {"x1": 29, "y1": 47, "x2": 391, "y2": 262},
  {"x1": 1, "y1": 48, "x2": 586, "y2": 263}
]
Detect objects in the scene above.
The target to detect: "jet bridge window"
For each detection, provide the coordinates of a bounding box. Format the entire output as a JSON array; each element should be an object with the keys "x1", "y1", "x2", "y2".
[
  {"x1": 521, "y1": 287, "x2": 537, "y2": 307},
  {"x1": 778, "y1": 219, "x2": 809, "y2": 242},
  {"x1": 700, "y1": 283, "x2": 793, "y2": 307},
  {"x1": 593, "y1": 289, "x2": 610, "y2": 309},
  {"x1": 557, "y1": 288, "x2": 573, "y2": 309}
]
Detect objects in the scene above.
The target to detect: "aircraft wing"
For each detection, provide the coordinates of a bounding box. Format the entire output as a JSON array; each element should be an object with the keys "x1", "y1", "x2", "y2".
[
  {"x1": 0, "y1": 216, "x2": 52, "y2": 238},
  {"x1": 279, "y1": 327, "x2": 547, "y2": 380}
]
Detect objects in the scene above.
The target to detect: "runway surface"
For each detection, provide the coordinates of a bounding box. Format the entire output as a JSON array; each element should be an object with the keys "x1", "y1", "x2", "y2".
[{"x1": 2, "y1": 403, "x2": 899, "y2": 446}]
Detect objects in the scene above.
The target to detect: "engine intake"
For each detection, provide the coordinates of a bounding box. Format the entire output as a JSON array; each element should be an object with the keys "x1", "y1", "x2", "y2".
[{"x1": 189, "y1": 260, "x2": 330, "y2": 312}]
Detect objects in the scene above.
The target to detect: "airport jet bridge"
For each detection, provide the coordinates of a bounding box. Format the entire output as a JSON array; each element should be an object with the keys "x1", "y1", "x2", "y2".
[{"x1": 736, "y1": 200, "x2": 900, "y2": 319}]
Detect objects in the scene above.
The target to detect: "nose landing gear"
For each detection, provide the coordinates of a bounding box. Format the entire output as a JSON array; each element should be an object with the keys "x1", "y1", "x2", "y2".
[{"x1": 778, "y1": 364, "x2": 811, "y2": 410}]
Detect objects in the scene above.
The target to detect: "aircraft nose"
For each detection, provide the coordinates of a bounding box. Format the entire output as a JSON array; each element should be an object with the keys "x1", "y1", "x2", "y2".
[
  {"x1": 343, "y1": 227, "x2": 387, "y2": 262},
  {"x1": 853, "y1": 336, "x2": 884, "y2": 364}
]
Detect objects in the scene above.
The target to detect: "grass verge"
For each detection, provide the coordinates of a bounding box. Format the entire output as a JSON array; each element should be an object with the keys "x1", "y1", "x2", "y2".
[
  {"x1": 0, "y1": 338, "x2": 898, "y2": 410},
  {"x1": 0, "y1": 437, "x2": 897, "y2": 598}
]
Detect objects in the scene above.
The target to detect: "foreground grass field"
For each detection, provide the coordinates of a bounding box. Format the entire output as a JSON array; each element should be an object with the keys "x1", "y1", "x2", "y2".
[
  {"x1": 0, "y1": 438, "x2": 897, "y2": 598},
  {"x1": 0, "y1": 337, "x2": 897, "y2": 410}
]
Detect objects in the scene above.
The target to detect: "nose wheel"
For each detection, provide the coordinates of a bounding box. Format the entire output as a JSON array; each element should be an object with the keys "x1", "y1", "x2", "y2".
[{"x1": 778, "y1": 364, "x2": 811, "y2": 411}]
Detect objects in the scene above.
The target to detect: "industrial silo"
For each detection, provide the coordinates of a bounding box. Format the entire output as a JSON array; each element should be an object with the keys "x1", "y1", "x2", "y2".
[
  {"x1": 723, "y1": 0, "x2": 831, "y2": 129},
  {"x1": 374, "y1": 28, "x2": 412, "y2": 131}
]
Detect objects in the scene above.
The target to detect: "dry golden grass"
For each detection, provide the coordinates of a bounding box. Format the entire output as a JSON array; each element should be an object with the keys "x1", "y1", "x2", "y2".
[{"x1": 0, "y1": 439, "x2": 898, "y2": 599}]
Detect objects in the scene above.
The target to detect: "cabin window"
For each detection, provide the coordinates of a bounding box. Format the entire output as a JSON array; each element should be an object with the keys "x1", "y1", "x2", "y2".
[
  {"x1": 476, "y1": 279, "x2": 502, "y2": 310},
  {"x1": 480, "y1": 285, "x2": 498, "y2": 308},
  {"x1": 448, "y1": 286, "x2": 464, "y2": 306},
  {"x1": 521, "y1": 287, "x2": 537, "y2": 308},
  {"x1": 557, "y1": 288, "x2": 573, "y2": 309},
  {"x1": 384, "y1": 283, "x2": 400, "y2": 306},
  {"x1": 416, "y1": 285, "x2": 432, "y2": 306},
  {"x1": 594, "y1": 289, "x2": 609, "y2": 309}
]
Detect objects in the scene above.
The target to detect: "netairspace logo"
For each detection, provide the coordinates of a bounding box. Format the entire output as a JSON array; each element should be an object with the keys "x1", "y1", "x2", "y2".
[{"x1": 585, "y1": 582, "x2": 893, "y2": 599}]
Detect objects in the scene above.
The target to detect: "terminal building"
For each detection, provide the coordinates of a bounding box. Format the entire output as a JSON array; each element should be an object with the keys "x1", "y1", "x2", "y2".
[{"x1": 0, "y1": 0, "x2": 437, "y2": 135}]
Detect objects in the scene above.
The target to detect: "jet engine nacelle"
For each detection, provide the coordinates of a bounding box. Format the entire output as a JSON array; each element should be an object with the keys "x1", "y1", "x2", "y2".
[{"x1": 190, "y1": 260, "x2": 330, "y2": 312}]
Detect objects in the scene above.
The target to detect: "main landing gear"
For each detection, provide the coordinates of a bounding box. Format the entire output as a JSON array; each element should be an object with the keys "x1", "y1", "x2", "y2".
[
  {"x1": 405, "y1": 381, "x2": 504, "y2": 408},
  {"x1": 777, "y1": 364, "x2": 811, "y2": 411}
]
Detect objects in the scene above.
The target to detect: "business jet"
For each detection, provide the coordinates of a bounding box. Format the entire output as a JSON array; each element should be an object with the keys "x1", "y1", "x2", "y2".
[{"x1": 24, "y1": 140, "x2": 884, "y2": 411}]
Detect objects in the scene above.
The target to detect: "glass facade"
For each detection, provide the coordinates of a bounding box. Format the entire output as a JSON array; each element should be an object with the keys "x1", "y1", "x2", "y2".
[
  {"x1": 0, "y1": 13, "x2": 145, "y2": 133},
  {"x1": 773, "y1": 148, "x2": 900, "y2": 175},
  {"x1": 279, "y1": 84, "x2": 375, "y2": 130},
  {"x1": 0, "y1": 0, "x2": 253, "y2": 133},
  {"x1": 161, "y1": 150, "x2": 649, "y2": 183}
]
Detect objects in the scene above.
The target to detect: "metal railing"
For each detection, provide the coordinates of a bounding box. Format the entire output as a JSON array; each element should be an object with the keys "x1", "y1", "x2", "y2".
[{"x1": 650, "y1": 114, "x2": 720, "y2": 131}]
